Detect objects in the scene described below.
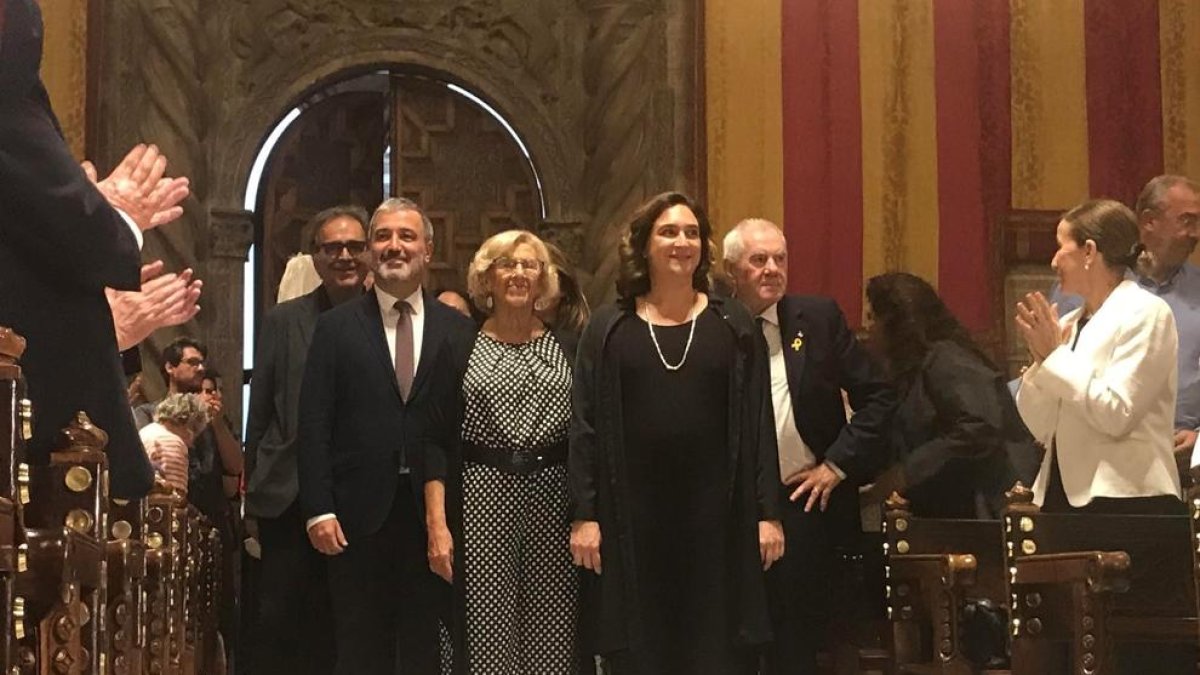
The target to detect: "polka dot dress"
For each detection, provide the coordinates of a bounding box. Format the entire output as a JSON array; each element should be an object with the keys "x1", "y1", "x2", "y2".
[{"x1": 456, "y1": 331, "x2": 579, "y2": 674}]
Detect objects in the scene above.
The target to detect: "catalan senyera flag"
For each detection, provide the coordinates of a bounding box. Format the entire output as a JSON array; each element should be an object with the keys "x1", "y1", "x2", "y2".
[{"x1": 708, "y1": 0, "x2": 1200, "y2": 332}]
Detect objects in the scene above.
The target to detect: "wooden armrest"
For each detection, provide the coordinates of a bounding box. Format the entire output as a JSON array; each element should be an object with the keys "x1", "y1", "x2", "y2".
[
  {"x1": 1013, "y1": 550, "x2": 1130, "y2": 593},
  {"x1": 891, "y1": 552, "x2": 979, "y2": 589}
]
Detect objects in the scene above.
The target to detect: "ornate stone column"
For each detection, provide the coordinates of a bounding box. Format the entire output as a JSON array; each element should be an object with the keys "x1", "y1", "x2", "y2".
[{"x1": 206, "y1": 207, "x2": 254, "y2": 426}]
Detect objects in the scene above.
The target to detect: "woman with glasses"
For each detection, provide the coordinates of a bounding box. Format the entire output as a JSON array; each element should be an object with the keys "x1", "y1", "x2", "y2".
[
  {"x1": 422, "y1": 230, "x2": 581, "y2": 673},
  {"x1": 568, "y1": 192, "x2": 780, "y2": 674}
]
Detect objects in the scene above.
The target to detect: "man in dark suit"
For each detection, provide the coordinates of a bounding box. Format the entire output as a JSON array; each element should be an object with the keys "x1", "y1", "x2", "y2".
[
  {"x1": 243, "y1": 205, "x2": 369, "y2": 675},
  {"x1": 0, "y1": 0, "x2": 189, "y2": 498},
  {"x1": 298, "y1": 197, "x2": 475, "y2": 674},
  {"x1": 724, "y1": 218, "x2": 895, "y2": 674}
]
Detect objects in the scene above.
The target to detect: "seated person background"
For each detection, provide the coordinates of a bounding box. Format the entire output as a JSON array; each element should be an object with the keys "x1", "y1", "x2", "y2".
[
  {"x1": 866, "y1": 272, "x2": 1039, "y2": 518},
  {"x1": 139, "y1": 392, "x2": 209, "y2": 494}
]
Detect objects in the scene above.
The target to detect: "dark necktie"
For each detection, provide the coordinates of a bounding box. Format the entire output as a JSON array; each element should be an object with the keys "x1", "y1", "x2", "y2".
[{"x1": 394, "y1": 300, "x2": 414, "y2": 401}]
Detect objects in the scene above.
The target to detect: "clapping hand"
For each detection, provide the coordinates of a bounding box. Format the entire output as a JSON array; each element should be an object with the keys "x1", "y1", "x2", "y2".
[
  {"x1": 82, "y1": 144, "x2": 190, "y2": 232},
  {"x1": 1014, "y1": 291, "x2": 1068, "y2": 362},
  {"x1": 107, "y1": 261, "x2": 203, "y2": 350}
]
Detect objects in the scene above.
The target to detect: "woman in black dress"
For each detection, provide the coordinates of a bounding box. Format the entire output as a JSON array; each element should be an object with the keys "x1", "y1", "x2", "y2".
[
  {"x1": 864, "y1": 272, "x2": 1038, "y2": 518},
  {"x1": 568, "y1": 192, "x2": 782, "y2": 674}
]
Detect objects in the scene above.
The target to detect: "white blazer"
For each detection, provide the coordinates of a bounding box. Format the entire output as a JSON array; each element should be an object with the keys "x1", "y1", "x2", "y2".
[{"x1": 1017, "y1": 280, "x2": 1181, "y2": 507}]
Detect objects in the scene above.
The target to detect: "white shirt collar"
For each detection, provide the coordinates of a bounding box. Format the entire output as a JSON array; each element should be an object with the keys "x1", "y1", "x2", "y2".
[
  {"x1": 758, "y1": 301, "x2": 781, "y2": 327},
  {"x1": 375, "y1": 285, "x2": 424, "y2": 316}
]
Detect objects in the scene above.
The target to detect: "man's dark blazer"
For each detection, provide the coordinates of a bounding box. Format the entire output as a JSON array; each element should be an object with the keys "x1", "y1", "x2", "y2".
[
  {"x1": 245, "y1": 287, "x2": 330, "y2": 519},
  {"x1": 0, "y1": 0, "x2": 153, "y2": 498},
  {"x1": 297, "y1": 288, "x2": 475, "y2": 538},
  {"x1": 776, "y1": 294, "x2": 894, "y2": 483}
]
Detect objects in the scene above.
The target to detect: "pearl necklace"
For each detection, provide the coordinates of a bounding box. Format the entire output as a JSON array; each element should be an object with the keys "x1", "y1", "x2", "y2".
[{"x1": 641, "y1": 298, "x2": 698, "y2": 372}]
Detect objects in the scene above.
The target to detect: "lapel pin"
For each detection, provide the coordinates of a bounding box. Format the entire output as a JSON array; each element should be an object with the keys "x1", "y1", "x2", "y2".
[{"x1": 791, "y1": 331, "x2": 804, "y2": 351}]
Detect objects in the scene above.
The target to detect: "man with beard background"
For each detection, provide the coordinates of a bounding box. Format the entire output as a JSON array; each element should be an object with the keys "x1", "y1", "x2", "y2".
[{"x1": 298, "y1": 198, "x2": 475, "y2": 674}]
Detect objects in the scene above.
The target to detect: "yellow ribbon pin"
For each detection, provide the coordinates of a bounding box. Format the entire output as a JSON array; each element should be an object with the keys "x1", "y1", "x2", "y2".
[{"x1": 791, "y1": 334, "x2": 804, "y2": 351}]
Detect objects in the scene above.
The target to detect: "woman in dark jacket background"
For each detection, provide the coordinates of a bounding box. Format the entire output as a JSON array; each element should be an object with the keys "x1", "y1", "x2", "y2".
[
  {"x1": 865, "y1": 272, "x2": 1039, "y2": 518},
  {"x1": 568, "y1": 192, "x2": 782, "y2": 674}
]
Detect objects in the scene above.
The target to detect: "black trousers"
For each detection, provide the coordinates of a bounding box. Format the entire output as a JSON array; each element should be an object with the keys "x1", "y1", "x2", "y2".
[
  {"x1": 763, "y1": 483, "x2": 860, "y2": 675},
  {"x1": 328, "y1": 476, "x2": 439, "y2": 675},
  {"x1": 247, "y1": 501, "x2": 336, "y2": 675}
]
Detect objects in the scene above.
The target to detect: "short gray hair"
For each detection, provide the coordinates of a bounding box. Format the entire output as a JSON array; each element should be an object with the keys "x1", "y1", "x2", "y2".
[
  {"x1": 1135, "y1": 175, "x2": 1200, "y2": 219},
  {"x1": 722, "y1": 218, "x2": 785, "y2": 263},
  {"x1": 369, "y1": 198, "x2": 434, "y2": 242},
  {"x1": 153, "y1": 393, "x2": 210, "y2": 438}
]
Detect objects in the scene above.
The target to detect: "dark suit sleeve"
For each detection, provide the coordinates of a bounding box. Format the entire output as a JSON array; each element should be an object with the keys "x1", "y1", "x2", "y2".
[
  {"x1": 0, "y1": 1, "x2": 139, "y2": 293},
  {"x1": 568, "y1": 313, "x2": 604, "y2": 522},
  {"x1": 415, "y1": 324, "x2": 472, "y2": 485},
  {"x1": 244, "y1": 305, "x2": 284, "y2": 481},
  {"x1": 0, "y1": 92, "x2": 140, "y2": 293},
  {"x1": 749, "y1": 328, "x2": 782, "y2": 520},
  {"x1": 902, "y1": 342, "x2": 1006, "y2": 489},
  {"x1": 297, "y1": 316, "x2": 339, "y2": 520},
  {"x1": 821, "y1": 301, "x2": 896, "y2": 482}
]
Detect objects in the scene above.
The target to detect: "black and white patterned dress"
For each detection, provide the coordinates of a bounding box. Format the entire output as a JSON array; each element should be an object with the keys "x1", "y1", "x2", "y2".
[{"x1": 458, "y1": 331, "x2": 578, "y2": 674}]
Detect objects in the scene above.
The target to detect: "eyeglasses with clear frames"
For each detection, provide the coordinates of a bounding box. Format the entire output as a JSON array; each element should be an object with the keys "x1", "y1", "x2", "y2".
[{"x1": 493, "y1": 257, "x2": 543, "y2": 274}]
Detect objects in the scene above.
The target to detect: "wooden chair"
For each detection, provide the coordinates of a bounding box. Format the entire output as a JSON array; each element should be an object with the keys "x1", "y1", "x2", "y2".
[
  {"x1": 106, "y1": 496, "x2": 146, "y2": 675},
  {"x1": 1004, "y1": 484, "x2": 1195, "y2": 674},
  {"x1": 0, "y1": 327, "x2": 29, "y2": 673},
  {"x1": 143, "y1": 482, "x2": 185, "y2": 675},
  {"x1": 873, "y1": 493, "x2": 1010, "y2": 674}
]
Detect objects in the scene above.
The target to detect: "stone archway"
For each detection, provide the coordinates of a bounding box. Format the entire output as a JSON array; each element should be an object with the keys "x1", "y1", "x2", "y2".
[{"x1": 89, "y1": 0, "x2": 703, "y2": 413}]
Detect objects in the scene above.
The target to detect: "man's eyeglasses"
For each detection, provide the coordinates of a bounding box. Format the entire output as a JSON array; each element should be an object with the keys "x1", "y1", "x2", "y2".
[
  {"x1": 493, "y1": 257, "x2": 543, "y2": 274},
  {"x1": 181, "y1": 357, "x2": 205, "y2": 367},
  {"x1": 317, "y1": 240, "x2": 368, "y2": 257}
]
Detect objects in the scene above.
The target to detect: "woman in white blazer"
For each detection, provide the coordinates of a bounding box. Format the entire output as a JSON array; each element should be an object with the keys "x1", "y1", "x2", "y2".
[{"x1": 1016, "y1": 198, "x2": 1183, "y2": 516}]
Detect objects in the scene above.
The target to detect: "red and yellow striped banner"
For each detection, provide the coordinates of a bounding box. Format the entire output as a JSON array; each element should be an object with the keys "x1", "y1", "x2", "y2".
[{"x1": 708, "y1": 0, "x2": 1200, "y2": 331}]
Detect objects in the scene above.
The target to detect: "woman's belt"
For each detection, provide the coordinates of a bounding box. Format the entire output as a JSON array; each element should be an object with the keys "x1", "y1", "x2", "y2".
[{"x1": 462, "y1": 441, "x2": 568, "y2": 476}]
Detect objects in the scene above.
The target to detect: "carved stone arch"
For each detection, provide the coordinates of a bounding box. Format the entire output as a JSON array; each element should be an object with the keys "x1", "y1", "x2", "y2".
[
  {"x1": 211, "y1": 47, "x2": 581, "y2": 225},
  {"x1": 91, "y1": 0, "x2": 702, "y2": 417}
]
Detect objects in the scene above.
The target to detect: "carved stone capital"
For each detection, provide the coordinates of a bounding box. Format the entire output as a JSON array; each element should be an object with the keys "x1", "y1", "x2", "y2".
[{"x1": 208, "y1": 207, "x2": 255, "y2": 260}]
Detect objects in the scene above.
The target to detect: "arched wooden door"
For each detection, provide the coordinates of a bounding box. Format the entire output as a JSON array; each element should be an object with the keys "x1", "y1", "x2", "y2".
[{"x1": 256, "y1": 71, "x2": 543, "y2": 312}]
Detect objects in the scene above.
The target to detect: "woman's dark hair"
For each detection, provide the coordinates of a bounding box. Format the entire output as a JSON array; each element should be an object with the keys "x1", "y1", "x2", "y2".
[
  {"x1": 1061, "y1": 199, "x2": 1144, "y2": 270},
  {"x1": 616, "y1": 191, "x2": 713, "y2": 301},
  {"x1": 866, "y1": 272, "x2": 996, "y2": 386},
  {"x1": 544, "y1": 242, "x2": 591, "y2": 334}
]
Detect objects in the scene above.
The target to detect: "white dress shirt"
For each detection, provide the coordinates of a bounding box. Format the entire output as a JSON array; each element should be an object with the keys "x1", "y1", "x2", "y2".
[
  {"x1": 116, "y1": 208, "x2": 143, "y2": 249},
  {"x1": 307, "y1": 285, "x2": 426, "y2": 533},
  {"x1": 759, "y1": 303, "x2": 818, "y2": 480}
]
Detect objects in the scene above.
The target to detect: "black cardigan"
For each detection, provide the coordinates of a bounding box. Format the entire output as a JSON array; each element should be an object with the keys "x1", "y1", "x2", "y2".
[
  {"x1": 891, "y1": 339, "x2": 1040, "y2": 518},
  {"x1": 568, "y1": 294, "x2": 781, "y2": 654}
]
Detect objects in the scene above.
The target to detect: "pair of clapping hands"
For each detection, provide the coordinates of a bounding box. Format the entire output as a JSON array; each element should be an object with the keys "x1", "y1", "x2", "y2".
[
  {"x1": 87, "y1": 144, "x2": 201, "y2": 349},
  {"x1": 1014, "y1": 291, "x2": 1067, "y2": 363}
]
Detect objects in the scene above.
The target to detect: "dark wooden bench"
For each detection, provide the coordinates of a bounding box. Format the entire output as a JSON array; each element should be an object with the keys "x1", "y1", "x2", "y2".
[
  {"x1": 1004, "y1": 484, "x2": 1196, "y2": 674},
  {"x1": 0, "y1": 327, "x2": 28, "y2": 673}
]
